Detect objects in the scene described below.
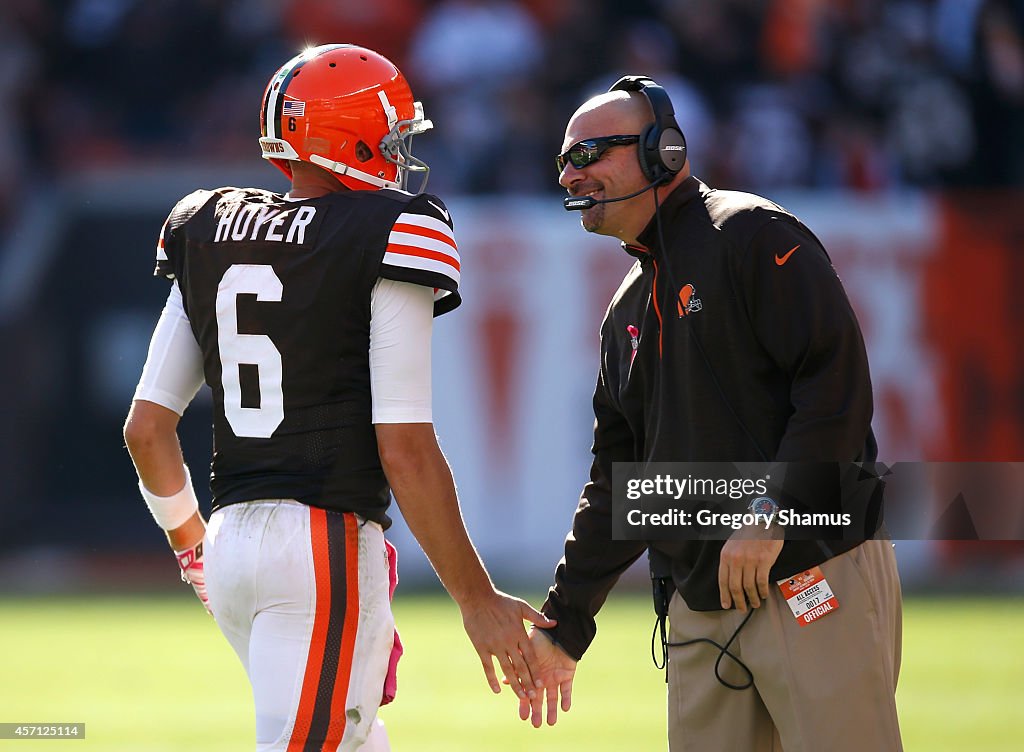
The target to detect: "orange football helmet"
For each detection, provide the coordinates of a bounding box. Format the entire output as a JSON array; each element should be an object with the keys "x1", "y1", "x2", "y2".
[{"x1": 259, "y1": 44, "x2": 432, "y2": 192}]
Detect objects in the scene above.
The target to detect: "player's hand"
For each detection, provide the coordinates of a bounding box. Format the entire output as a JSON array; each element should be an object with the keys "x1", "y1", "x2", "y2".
[
  {"x1": 459, "y1": 590, "x2": 556, "y2": 701},
  {"x1": 175, "y1": 540, "x2": 211, "y2": 614},
  {"x1": 516, "y1": 628, "x2": 577, "y2": 728},
  {"x1": 718, "y1": 526, "x2": 784, "y2": 611}
]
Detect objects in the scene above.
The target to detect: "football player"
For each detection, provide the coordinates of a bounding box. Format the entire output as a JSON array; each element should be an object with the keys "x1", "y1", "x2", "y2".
[{"x1": 123, "y1": 44, "x2": 553, "y2": 751}]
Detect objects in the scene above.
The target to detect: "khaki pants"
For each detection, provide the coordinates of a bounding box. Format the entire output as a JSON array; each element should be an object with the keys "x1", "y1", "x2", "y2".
[{"x1": 667, "y1": 540, "x2": 903, "y2": 752}]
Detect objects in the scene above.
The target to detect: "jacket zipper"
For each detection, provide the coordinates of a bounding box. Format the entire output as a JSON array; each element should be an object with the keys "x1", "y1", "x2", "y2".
[{"x1": 651, "y1": 257, "x2": 663, "y2": 358}]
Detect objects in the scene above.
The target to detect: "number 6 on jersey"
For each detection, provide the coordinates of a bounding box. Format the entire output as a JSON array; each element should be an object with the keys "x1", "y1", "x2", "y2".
[{"x1": 216, "y1": 264, "x2": 284, "y2": 438}]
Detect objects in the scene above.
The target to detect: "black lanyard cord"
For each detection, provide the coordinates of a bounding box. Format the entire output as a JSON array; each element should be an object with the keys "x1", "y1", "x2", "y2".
[{"x1": 652, "y1": 605, "x2": 756, "y2": 691}]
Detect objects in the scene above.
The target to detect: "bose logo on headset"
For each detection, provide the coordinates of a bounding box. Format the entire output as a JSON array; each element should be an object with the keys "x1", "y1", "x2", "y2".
[{"x1": 608, "y1": 75, "x2": 687, "y2": 184}]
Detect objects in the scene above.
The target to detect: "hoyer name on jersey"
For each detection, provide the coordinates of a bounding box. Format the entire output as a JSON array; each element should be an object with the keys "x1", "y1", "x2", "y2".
[{"x1": 214, "y1": 204, "x2": 317, "y2": 244}]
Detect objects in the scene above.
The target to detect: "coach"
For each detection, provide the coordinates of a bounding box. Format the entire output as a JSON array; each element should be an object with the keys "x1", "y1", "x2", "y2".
[{"x1": 520, "y1": 77, "x2": 903, "y2": 751}]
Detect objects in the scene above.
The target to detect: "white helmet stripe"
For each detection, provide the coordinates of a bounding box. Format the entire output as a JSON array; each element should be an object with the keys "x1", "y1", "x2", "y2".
[{"x1": 265, "y1": 54, "x2": 303, "y2": 140}]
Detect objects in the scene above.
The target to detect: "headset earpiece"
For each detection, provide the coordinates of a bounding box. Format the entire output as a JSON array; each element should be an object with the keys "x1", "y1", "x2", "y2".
[
  {"x1": 656, "y1": 127, "x2": 687, "y2": 177},
  {"x1": 608, "y1": 75, "x2": 687, "y2": 183},
  {"x1": 638, "y1": 121, "x2": 661, "y2": 183}
]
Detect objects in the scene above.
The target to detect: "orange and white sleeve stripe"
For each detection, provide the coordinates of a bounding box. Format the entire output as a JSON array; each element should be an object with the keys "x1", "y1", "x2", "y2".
[
  {"x1": 383, "y1": 212, "x2": 460, "y2": 288},
  {"x1": 154, "y1": 218, "x2": 177, "y2": 280}
]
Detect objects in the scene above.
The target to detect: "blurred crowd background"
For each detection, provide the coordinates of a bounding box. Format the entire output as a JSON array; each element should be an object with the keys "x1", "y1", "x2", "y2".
[
  {"x1": 2, "y1": 0, "x2": 1024, "y2": 238},
  {"x1": 2, "y1": 0, "x2": 1024, "y2": 589}
]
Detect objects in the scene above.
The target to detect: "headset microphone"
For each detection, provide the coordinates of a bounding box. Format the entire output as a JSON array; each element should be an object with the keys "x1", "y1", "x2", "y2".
[{"x1": 563, "y1": 176, "x2": 666, "y2": 211}]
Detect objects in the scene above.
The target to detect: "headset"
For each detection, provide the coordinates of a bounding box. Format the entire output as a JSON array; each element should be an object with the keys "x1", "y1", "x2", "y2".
[
  {"x1": 608, "y1": 75, "x2": 687, "y2": 184},
  {"x1": 563, "y1": 75, "x2": 689, "y2": 211}
]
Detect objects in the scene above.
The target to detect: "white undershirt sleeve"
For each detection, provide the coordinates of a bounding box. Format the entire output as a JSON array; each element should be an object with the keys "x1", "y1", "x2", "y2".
[
  {"x1": 133, "y1": 281, "x2": 205, "y2": 415},
  {"x1": 369, "y1": 278, "x2": 433, "y2": 424}
]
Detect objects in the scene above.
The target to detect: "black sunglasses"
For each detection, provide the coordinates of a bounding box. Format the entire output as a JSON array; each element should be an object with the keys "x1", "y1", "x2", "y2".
[{"x1": 556, "y1": 135, "x2": 640, "y2": 173}]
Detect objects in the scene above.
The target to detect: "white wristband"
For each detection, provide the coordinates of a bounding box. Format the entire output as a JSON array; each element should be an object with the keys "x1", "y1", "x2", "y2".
[{"x1": 139, "y1": 465, "x2": 200, "y2": 531}]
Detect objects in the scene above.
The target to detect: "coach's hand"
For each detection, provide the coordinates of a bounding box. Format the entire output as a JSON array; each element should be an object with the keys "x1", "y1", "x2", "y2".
[
  {"x1": 517, "y1": 628, "x2": 576, "y2": 727},
  {"x1": 460, "y1": 590, "x2": 556, "y2": 701},
  {"x1": 718, "y1": 525, "x2": 784, "y2": 611}
]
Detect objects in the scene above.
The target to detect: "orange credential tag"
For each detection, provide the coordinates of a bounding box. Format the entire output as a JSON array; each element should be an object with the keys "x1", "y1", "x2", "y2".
[{"x1": 777, "y1": 566, "x2": 839, "y2": 627}]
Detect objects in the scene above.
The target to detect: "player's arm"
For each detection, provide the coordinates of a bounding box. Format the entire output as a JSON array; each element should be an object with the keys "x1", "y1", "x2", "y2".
[
  {"x1": 123, "y1": 282, "x2": 210, "y2": 611},
  {"x1": 124, "y1": 401, "x2": 204, "y2": 550},
  {"x1": 368, "y1": 278, "x2": 554, "y2": 701},
  {"x1": 378, "y1": 423, "x2": 555, "y2": 698}
]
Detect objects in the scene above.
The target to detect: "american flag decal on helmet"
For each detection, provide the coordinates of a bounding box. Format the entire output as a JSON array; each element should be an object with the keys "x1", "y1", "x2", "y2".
[
  {"x1": 384, "y1": 211, "x2": 460, "y2": 286},
  {"x1": 282, "y1": 100, "x2": 306, "y2": 117}
]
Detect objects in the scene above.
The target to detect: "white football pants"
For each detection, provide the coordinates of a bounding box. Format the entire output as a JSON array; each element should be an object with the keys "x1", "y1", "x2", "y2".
[{"x1": 205, "y1": 500, "x2": 394, "y2": 751}]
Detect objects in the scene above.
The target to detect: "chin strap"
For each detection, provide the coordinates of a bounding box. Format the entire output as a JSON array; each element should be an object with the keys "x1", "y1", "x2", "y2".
[{"x1": 308, "y1": 154, "x2": 401, "y2": 190}]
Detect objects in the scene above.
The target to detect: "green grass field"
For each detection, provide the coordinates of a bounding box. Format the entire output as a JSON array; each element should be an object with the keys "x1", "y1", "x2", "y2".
[{"x1": 0, "y1": 593, "x2": 1021, "y2": 751}]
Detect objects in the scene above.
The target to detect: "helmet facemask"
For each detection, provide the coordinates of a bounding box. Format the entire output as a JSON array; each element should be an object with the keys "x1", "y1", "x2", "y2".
[{"x1": 381, "y1": 101, "x2": 433, "y2": 193}]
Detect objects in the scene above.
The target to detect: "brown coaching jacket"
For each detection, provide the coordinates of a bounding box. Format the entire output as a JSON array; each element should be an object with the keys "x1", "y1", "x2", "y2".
[{"x1": 540, "y1": 176, "x2": 877, "y2": 661}]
